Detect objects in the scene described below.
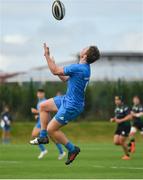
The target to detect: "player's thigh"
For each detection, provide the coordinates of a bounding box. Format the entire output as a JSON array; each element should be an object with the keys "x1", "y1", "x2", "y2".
[
  {"x1": 40, "y1": 98, "x2": 58, "y2": 112},
  {"x1": 113, "y1": 135, "x2": 120, "y2": 145},
  {"x1": 32, "y1": 127, "x2": 40, "y2": 137}
]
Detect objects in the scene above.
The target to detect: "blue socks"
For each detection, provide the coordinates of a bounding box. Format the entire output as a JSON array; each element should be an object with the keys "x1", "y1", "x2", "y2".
[
  {"x1": 56, "y1": 143, "x2": 64, "y2": 154},
  {"x1": 65, "y1": 142, "x2": 75, "y2": 152},
  {"x1": 38, "y1": 144, "x2": 46, "y2": 152},
  {"x1": 39, "y1": 130, "x2": 47, "y2": 138}
]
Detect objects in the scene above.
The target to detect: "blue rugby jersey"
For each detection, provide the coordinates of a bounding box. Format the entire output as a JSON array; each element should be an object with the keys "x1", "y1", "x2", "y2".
[{"x1": 64, "y1": 63, "x2": 90, "y2": 109}]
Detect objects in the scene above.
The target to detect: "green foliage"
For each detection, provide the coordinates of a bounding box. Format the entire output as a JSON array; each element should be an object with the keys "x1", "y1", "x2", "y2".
[{"x1": 0, "y1": 80, "x2": 143, "y2": 121}]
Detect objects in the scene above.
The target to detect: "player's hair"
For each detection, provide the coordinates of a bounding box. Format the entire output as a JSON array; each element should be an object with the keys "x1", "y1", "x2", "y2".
[
  {"x1": 37, "y1": 88, "x2": 45, "y2": 93},
  {"x1": 86, "y1": 46, "x2": 100, "y2": 64},
  {"x1": 3, "y1": 105, "x2": 9, "y2": 111},
  {"x1": 133, "y1": 95, "x2": 141, "y2": 100},
  {"x1": 115, "y1": 95, "x2": 123, "y2": 102}
]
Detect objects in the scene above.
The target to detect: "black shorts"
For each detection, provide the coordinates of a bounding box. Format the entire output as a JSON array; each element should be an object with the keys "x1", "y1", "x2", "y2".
[
  {"x1": 115, "y1": 124, "x2": 131, "y2": 137},
  {"x1": 133, "y1": 120, "x2": 143, "y2": 132}
]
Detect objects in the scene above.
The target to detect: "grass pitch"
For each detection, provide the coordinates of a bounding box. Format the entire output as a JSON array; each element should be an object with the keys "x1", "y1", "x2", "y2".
[
  {"x1": 0, "y1": 143, "x2": 143, "y2": 179},
  {"x1": 0, "y1": 122, "x2": 143, "y2": 179}
]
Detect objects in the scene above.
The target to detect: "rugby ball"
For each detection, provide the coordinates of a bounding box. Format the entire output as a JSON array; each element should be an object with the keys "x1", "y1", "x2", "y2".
[{"x1": 52, "y1": 0, "x2": 65, "y2": 20}]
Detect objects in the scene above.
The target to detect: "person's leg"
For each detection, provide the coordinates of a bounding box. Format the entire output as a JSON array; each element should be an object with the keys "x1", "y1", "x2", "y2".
[
  {"x1": 2, "y1": 128, "x2": 10, "y2": 143},
  {"x1": 32, "y1": 127, "x2": 48, "y2": 159},
  {"x1": 39, "y1": 98, "x2": 58, "y2": 138},
  {"x1": 5, "y1": 130, "x2": 10, "y2": 143},
  {"x1": 2, "y1": 130, "x2": 6, "y2": 143},
  {"x1": 128, "y1": 127, "x2": 137, "y2": 153},
  {"x1": 47, "y1": 119, "x2": 80, "y2": 165},
  {"x1": 49, "y1": 135, "x2": 66, "y2": 159},
  {"x1": 48, "y1": 120, "x2": 71, "y2": 145},
  {"x1": 119, "y1": 135, "x2": 130, "y2": 159},
  {"x1": 55, "y1": 143, "x2": 64, "y2": 154},
  {"x1": 32, "y1": 127, "x2": 46, "y2": 152},
  {"x1": 113, "y1": 135, "x2": 121, "y2": 146}
]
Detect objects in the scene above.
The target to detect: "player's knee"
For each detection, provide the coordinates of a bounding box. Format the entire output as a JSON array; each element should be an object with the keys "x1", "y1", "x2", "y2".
[
  {"x1": 114, "y1": 140, "x2": 120, "y2": 145},
  {"x1": 39, "y1": 103, "x2": 47, "y2": 112},
  {"x1": 130, "y1": 131, "x2": 136, "y2": 136},
  {"x1": 119, "y1": 139, "x2": 125, "y2": 146}
]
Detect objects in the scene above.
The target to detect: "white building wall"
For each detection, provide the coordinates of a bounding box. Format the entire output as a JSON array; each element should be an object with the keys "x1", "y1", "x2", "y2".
[{"x1": 7, "y1": 54, "x2": 143, "y2": 83}]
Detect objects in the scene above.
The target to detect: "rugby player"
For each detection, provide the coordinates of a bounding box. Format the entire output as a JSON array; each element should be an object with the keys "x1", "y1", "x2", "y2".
[
  {"x1": 128, "y1": 96, "x2": 143, "y2": 153},
  {"x1": 0, "y1": 106, "x2": 12, "y2": 144},
  {"x1": 31, "y1": 89, "x2": 66, "y2": 160},
  {"x1": 110, "y1": 96, "x2": 132, "y2": 160},
  {"x1": 30, "y1": 43, "x2": 100, "y2": 165}
]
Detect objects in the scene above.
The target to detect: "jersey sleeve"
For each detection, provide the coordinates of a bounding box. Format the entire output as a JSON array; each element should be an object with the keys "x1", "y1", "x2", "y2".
[
  {"x1": 124, "y1": 106, "x2": 130, "y2": 116},
  {"x1": 139, "y1": 106, "x2": 143, "y2": 112},
  {"x1": 64, "y1": 64, "x2": 81, "y2": 76}
]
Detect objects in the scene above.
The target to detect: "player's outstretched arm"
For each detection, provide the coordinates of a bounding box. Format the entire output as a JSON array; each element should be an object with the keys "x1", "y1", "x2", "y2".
[{"x1": 43, "y1": 43, "x2": 69, "y2": 82}]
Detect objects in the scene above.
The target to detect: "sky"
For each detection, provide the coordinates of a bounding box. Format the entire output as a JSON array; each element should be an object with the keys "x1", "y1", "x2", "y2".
[{"x1": 0, "y1": 0, "x2": 143, "y2": 72}]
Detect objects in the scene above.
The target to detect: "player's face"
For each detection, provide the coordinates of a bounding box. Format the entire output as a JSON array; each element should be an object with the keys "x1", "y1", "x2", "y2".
[
  {"x1": 133, "y1": 97, "x2": 140, "y2": 105},
  {"x1": 115, "y1": 97, "x2": 122, "y2": 106},
  {"x1": 56, "y1": 91, "x2": 62, "y2": 96},
  {"x1": 37, "y1": 92, "x2": 45, "y2": 99},
  {"x1": 4, "y1": 107, "x2": 9, "y2": 112},
  {"x1": 80, "y1": 47, "x2": 89, "y2": 61}
]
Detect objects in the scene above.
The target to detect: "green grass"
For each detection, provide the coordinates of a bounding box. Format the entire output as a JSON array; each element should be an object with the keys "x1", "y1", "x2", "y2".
[
  {"x1": 0, "y1": 122, "x2": 143, "y2": 179},
  {"x1": 0, "y1": 143, "x2": 143, "y2": 179}
]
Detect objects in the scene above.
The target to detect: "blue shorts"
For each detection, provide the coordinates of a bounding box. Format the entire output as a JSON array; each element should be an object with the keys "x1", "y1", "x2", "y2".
[
  {"x1": 53, "y1": 96, "x2": 83, "y2": 125},
  {"x1": 35, "y1": 119, "x2": 41, "y2": 129}
]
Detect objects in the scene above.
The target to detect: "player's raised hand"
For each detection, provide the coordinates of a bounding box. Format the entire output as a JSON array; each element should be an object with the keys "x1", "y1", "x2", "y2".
[{"x1": 43, "y1": 43, "x2": 50, "y2": 57}]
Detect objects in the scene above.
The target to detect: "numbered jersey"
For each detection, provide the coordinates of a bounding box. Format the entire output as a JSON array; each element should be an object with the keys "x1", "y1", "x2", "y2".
[{"x1": 63, "y1": 63, "x2": 90, "y2": 109}]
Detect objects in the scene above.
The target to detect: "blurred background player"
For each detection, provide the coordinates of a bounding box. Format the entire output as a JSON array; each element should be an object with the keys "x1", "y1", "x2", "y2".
[
  {"x1": 128, "y1": 96, "x2": 143, "y2": 153},
  {"x1": 31, "y1": 88, "x2": 66, "y2": 159},
  {"x1": 0, "y1": 105, "x2": 13, "y2": 144},
  {"x1": 110, "y1": 96, "x2": 132, "y2": 160}
]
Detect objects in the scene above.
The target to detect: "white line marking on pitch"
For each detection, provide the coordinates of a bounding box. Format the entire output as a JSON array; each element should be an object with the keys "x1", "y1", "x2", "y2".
[
  {"x1": 93, "y1": 165, "x2": 104, "y2": 168},
  {"x1": 93, "y1": 165, "x2": 143, "y2": 170},
  {"x1": 0, "y1": 161, "x2": 19, "y2": 164}
]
